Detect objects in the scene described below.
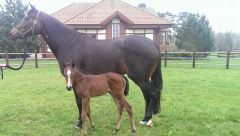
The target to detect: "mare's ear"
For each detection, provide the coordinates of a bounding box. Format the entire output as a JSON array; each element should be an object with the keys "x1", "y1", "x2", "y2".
[
  {"x1": 30, "y1": 4, "x2": 37, "y2": 11},
  {"x1": 71, "y1": 61, "x2": 75, "y2": 68}
]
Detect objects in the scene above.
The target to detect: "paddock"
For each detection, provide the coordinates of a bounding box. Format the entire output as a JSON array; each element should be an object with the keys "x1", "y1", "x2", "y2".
[{"x1": 1, "y1": 62, "x2": 239, "y2": 136}]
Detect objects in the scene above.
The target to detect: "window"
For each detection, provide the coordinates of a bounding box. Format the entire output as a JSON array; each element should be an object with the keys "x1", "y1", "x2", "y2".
[
  {"x1": 98, "y1": 34, "x2": 106, "y2": 40},
  {"x1": 77, "y1": 29, "x2": 86, "y2": 33},
  {"x1": 88, "y1": 34, "x2": 97, "y2": 39},
  {"x1": 112, "y1": 18, "x2": 120, "y2": 39},
  {"x1": 125, "y1": 29, "x2": 154, "y2": 40},
  {"x1": 126, "y1": 29, "x2": 133, "y2": 33},
  {"x1": 145, "y1": 29, "x2": 154, "y2": 33},
  {"x1": 134, "y1": 29, "x2": 144, "y2": 33},
  {"x1": 97, "y1": 29, "x2": 106, "y2": 40},
  {"x1": 145, "y1": 34, "x2": 154, "y2": 40},
  {"x1": 86, "y1": 29, "x2": 97, "y2": 34},
  {"x1": 77, "y1": 29, "x2": 106, "y2": 40},
  {"x1": 98, "y1": 29, "x2": 106, "y2": 33}
]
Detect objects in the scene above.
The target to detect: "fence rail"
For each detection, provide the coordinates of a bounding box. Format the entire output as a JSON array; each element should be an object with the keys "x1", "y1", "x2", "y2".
[
  {"x1": 162, "y1": 50, "x2": 240, "y2": 69},
  {"x1": 1, "y1": 51, "x2": 240, "y2": 69}
]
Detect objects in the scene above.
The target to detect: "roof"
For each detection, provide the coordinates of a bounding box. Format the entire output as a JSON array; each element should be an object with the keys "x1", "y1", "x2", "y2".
[
  {"x1": 51, "y1": 2, "x2": 95, "y2": 23},
  {"x1": 52, "y1": 0, "x2": 171, "y2": 25}
]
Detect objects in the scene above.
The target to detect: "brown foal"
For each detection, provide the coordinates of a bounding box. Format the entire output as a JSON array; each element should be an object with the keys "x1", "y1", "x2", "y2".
[{"x1": 63, "y1": 63, "x2": 136, "y2": 136}]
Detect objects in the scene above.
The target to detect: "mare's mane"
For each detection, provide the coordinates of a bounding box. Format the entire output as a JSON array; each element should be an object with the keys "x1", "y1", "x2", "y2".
[{"x1": 41, "y1": 11, "x2": 93, "y2": 39}]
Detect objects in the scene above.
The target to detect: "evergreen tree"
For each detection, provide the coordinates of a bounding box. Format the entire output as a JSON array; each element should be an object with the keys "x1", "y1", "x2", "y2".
[{"x1": 175, "y1": 13, "x2": 215, "y2": 51}]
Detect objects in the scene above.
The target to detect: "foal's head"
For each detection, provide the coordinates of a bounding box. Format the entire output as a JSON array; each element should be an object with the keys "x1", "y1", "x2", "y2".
[{"x1": 63, "y1": 62, "x2": 76, "y2": 91}]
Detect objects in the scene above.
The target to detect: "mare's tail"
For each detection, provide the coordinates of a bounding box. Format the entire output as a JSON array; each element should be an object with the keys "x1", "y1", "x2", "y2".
[
  {"x1": 151, "y1": 61, "x2": 163, "y2": 90},
  {"x1": 151, "y1": 60, "x2": 163, "y2": 114},
  {"x1": 123, "y1": 76, "x2": 129, "y2": 96}
]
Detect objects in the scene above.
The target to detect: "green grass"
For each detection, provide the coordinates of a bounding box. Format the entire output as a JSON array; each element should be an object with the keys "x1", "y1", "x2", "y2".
[{"x1": 0, "y1": 64, "x2": 240, "y2": 136}]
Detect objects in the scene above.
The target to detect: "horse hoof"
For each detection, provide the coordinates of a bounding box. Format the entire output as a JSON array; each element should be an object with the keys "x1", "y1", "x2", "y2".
[
  {"x1": 139, "y1": 120, "x2": 153, "y2": 127},
  {"x1": 75, "y1": 120, "x2": 82, "y2": 129},
  {"x1": 75, "y1": 125, "x2": 81, "y2": 129},
  {"x1": 146, "y1": 120, "x2": 153, "y2": 127},
  {"x1": 131, "y1": 132, "x2": 137, "y2": 136},
  {"x1": 139, "y1": 120, "x2": 147, "y2": 125},
  {"x1": 114, "y1": 128, "x2": 120, "y2": 134}
]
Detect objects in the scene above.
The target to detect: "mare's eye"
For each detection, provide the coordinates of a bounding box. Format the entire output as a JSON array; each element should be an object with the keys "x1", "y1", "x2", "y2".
[{"x1": 24, "y1": 17, "x2": 30, "y2": 21}]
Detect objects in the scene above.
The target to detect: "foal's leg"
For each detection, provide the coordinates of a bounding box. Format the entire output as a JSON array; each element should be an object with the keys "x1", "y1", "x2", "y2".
[
  {"x1": 112, "y1": 96, "x2": 123, "y2": 134},
  {"x1": 73, "y1": 87, "x2": 83, "y2": 128},
  {"x1": 81, "y1": 97, "x2": 90, "y2": 136},
  {"x1": 87, "y1": 104, "x2": 94, "y2": 129},
  {"x1": 120, "y1": 96, "x2": 137, "y2": 134}
]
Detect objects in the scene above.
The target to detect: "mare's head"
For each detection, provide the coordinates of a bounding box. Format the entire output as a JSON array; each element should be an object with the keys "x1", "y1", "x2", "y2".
[
  {"x1": 63, "y1": 62, "x2": 76, "y2": 91},
  {"x1": 10, "y1": 4, "x2": 43, "y2": 40}
]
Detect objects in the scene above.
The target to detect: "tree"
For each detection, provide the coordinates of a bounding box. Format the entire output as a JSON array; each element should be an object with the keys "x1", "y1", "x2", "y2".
[
  {"x1": 157, "y1": 12, "x2": 178, "y2": 46},
  {"x1": 233, "y1": 34, "x2": 240, "y2": 50},
  {"x1": 216, "y1": 32, "x2": 240, "y2": 51},
  {"x1": 224, "y1": 32, "x2": 234, "y2": 50},
  {"x1": 175, "y1": 13, "x2": 215, "y2": 52},
  {"x1": 0, "y1": 0, "x2": 38, "y2": 55},
  {"x1": 215, "y1": 33, "x2": 225, "y2": 51}
]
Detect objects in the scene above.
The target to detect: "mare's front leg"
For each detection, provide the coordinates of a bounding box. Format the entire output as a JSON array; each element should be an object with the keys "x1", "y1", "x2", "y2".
[
  {"x1": 128, "y1": 74, "x2": 155, "y2": 126},
  {"x1": 81, "y1": 97, "x2": 90, "y2": 136},
  {"x1": 73, "y1": 87, "x2": 83, "y2": 128}
]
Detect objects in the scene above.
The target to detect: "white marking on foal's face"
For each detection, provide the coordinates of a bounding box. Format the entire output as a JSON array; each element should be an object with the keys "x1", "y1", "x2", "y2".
[{"x1": 66, "y1": 69, "x2": 72, "y2": 88}]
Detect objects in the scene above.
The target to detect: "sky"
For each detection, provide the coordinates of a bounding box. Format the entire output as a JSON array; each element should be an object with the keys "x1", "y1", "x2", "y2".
[{"x1": 1, "y1": 0, "x2": 240, "y2": 33}]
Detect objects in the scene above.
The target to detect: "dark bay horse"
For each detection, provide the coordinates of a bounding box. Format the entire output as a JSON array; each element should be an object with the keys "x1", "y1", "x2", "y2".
[
  {"x1": 63, "y1": 62, "x2": 136, "y2": 136},
  {"x1": 10, "y1": 5, "x2": 163, "y2": 127}
]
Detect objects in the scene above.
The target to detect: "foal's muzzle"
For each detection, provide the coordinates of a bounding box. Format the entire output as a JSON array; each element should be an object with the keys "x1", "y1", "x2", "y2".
[{"x1": 66, "y1": 86, "x2": 72, "y2": 91}]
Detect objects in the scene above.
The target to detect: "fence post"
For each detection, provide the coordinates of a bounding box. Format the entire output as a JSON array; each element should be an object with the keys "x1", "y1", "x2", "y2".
[
  {"x1": 5, "y1": 50, "x2": 9, "y2": 66},
  {"x1": 164, "y1": 51, "x2": 167, "y2": 67},
  {"x1": 226, "y1": 49, "x2": 230, "y2": 69},
  {"x1": 192, "y1": 49, "x2": 196, "y2": 68},
  {"x1": 35, "y1": 50, "x2": 38, "y2": 68}
]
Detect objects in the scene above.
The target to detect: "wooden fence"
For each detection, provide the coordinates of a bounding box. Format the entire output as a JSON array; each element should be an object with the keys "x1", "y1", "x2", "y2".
[
  {"x1": 162, "y1": 50, "x2": 240, "y2": 69},
  {"x1": 1, "y1": 50, "x2": 240, "y2": 69}
]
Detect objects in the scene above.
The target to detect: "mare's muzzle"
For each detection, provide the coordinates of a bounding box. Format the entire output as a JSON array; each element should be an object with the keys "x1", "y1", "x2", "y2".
[{"x1": 10, "y1": 27, "x2": 20, "y2": 40}]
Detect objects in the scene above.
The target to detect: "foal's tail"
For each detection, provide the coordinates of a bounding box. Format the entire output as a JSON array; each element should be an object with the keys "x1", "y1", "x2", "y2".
[{"x1": 123, "y1": 76, "x2": 129, "y2": 96}]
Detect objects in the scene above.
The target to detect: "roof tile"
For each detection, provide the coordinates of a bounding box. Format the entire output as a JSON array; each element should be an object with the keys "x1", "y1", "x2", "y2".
[{"x1": 52, "y1": 0, "x2": 171, "y2": 25}]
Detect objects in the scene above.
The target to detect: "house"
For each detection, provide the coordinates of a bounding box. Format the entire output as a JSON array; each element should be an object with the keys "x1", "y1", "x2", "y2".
[{"x1": 40, "y1": 0, "x2": 172, "y2": 57}]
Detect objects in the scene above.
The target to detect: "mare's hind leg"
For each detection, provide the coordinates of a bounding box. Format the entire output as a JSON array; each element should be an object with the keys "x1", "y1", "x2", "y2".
[{"x1": 73, "y1": 87, "x2": 83, "y2": 128}]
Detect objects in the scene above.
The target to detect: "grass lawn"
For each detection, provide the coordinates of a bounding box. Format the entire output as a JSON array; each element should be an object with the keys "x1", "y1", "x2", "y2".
[{"x1": 0, "y1": 64, "x2": 240, "y2": 136}]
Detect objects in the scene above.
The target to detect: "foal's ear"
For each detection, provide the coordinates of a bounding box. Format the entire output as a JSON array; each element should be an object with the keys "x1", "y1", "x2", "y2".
[
  {"x1": 63, "y1": 63, "x2": 66, "y2": 68},
  {"x1": 71, "y1": 61, "x2": 75, "y2": 68}
]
